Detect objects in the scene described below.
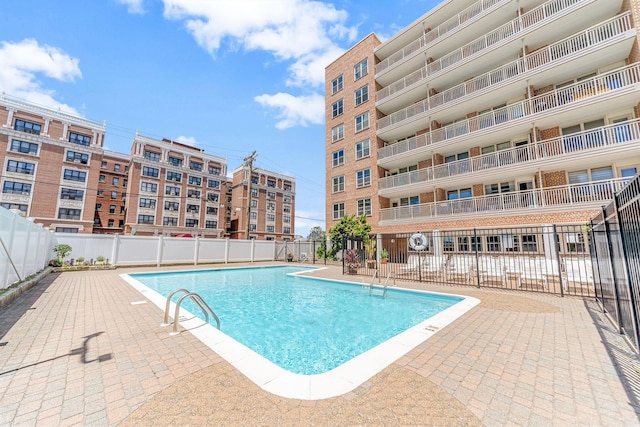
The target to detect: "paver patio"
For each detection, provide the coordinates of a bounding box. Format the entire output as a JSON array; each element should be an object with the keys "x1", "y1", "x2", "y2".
[{"x1": 0, "y1": 263, "x2": 639, "y2": 426}]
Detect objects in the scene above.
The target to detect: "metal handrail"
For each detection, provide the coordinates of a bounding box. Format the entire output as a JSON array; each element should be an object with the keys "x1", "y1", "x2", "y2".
[{"x1": 162, "y1": 288, "x2": 221, "y2": 334}]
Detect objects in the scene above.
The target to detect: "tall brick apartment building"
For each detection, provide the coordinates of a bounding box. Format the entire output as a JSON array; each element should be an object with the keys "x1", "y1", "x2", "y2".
[
  {"x1": 0, "y1": 95, "x2": 296, "y2": 240},
  {"x1": 326, "y1": 0, "x2": 640, "y2": 239}
]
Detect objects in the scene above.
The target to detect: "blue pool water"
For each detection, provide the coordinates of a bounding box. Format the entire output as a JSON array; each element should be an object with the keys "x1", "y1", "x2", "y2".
[{"x1": 130, "y1": 266, "x2": 463, "y2": 375}]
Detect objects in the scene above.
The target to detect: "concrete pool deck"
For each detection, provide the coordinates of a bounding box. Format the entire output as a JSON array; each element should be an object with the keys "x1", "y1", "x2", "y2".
[{"x1": 0, "y1": 263, "x2": 639, "y2": 426}]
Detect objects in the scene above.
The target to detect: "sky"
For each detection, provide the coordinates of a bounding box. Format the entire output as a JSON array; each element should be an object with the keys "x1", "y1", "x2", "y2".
[{"x1": 0, "y1": 0, "x2": 439, "y2": 238}]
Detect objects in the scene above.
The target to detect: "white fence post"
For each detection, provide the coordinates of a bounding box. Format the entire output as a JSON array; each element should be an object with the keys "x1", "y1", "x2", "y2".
[
  {"x1": 225, "y1": 238, "x2": 229, "y2": 264},
  {"x1": 194, "y1": 237, "x2": 199, "y2": 266},
  {"x1": 251, "y1": 239, "x2": 255, "y2": 262},
  {"x1": 157, "y1": 235, "x2": 163, "y2": 267},
  {"x1": 111, "y1": 234, "x2": 120, "y2": 267}
]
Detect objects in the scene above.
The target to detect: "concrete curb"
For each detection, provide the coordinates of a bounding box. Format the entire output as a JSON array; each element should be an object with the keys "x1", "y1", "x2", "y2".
[{"x1": 0, "y1": 267, "x2": 53, "y2": 311}]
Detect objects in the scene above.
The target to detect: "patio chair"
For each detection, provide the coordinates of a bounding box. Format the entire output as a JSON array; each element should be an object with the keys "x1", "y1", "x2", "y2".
[
  {"x1": 398, "y1": 254, "x2": 423, "y2": 275},
  {"x1": 477, "y1": 256, "x2": 505, "y2": 286},
  {"x1": 420, "y1": 255, "x2": 447, "y2": 280},
  {"x1": 299, "y1": 252, "x2": 308, "y2": 263},
  {"x1": 446, "y1": 255, "x2": 476, "y2": 284}
]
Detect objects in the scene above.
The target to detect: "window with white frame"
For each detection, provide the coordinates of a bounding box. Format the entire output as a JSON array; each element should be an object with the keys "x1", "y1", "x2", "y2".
[
  {"x1": 165, "y1": 186, "x2": 180, "y2": 196},
  {"x1": 400, "y1": 196, "x2": 419, "y2": 206},
  {"x1": 205, "y1": 220, "x2": 217, "y2": 229},
  {"x1": 355, "y1": 139, "x2": 370, "y2": 160},
  {"x1": 355, "y1": 112, "x2": 369, "y2": 133},
  {"x1": 332, "y1": 149, "x2": 344, "y2": 167},
  {"x1": 267, "y1": 191, "x2": 276, "y2": 200},
  {"x1": 355, "y1": 85, "x2": 369, "y2": 106},
  {"x1": 356, "y1": 168, "x2": 371, "y2": 188},
  {"x1": 251, "y1": 188, "x2": 258, "y2": 197},
  {"x1": 568, "y1": 166, "x2": 613, "y2": 184},
  {"x1": 447, "y1": 188, "x2": 472, "y2": 200},
  {"x1": 137, "y1": 214, "x2": 154, "y2": 224},
  {"x1": 283, "y1": 204, "x2": 291, "y2": 213},
  {"x1": 332, "y1": 99, "x2": 343, "y2": 118},
  {"x1": 485, "y1": 182, "x2": 515, "y2": 195},
  {"x1": 332, "y1": 123, "x2": 344, "y2": 142},
  {"x1": 266, "y1": 225, "x2": 275, "y2": 233},
  {"x1": 332, "y1": 202, "x2": 345, "y2": 219},
  {"x1": 283, "y1": 226, "x2": 291, "y2": 234},
  {"x1": 357, "y1": 198, "x2": 372, "y2": 216},
  {"x1": 354, "y1": 59, "x2": 368, "y2": 80},
  {"x1": 332, "y1": 176, "x2": 344, "y2": 193},
  {"x1": 10, "y1": 139, "x2": 38, "y2": 155},
  {"x1": 283, "y1": 215, "x2": 290, "y2": 223},
  {"x1": 332, "y1": 75, "x2": 343, "y2": 94},
  {"x1": 163, "y1": 217, "x2": 177, "y2": 226},
  {"x1": 266, "y1": 213, "x2": 275, "y2": 222},
  {"x1": 250, "y1": 211, "x2": 258, "y2": 220},
  {"x1": 139, "y1": 198, "x2": 156, "y2": 209}
]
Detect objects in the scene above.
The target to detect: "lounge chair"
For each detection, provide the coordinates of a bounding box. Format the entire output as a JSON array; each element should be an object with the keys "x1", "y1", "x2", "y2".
[{"x1": 446, "y1": 255, "x2": 476, "y2": 284}]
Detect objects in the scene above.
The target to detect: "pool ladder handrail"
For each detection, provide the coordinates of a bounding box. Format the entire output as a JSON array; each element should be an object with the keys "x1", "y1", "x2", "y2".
[
  {"x1": 162, "y1": 288, "x2": 220, "y2": 335},
  {"x1": 368, "y1": 271, "x2": 396, "y2": 297}
]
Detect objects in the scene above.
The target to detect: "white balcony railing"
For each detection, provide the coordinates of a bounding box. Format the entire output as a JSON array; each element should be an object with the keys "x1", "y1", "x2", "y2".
[
  {"x1": 375, "y1": 0, "x2": 504, "y2": 75},
  {"x1": 377, "y1": 0, "x2": 585, "y2": 102},
  {"x1": 379, "y1": 119, "x2": 640, "y2": 190},
  {"x1": 378, "y1": 62, "x2": 640, "y2": 160},
  {"x1": 380, "y1": 178, "x2": 630, "y2": 222},
  {"x1": 377, "y1": 12, "x2": 632, "y2": 130}
]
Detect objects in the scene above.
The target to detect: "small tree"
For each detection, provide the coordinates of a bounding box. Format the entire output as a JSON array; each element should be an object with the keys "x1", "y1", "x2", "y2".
[
  {"x1": 327, "y1": 214, "x2": 371, "y2": 259},
  {"x1": 53, "y1": 244, "x2": 72, "y2": 263},
  {"x1": 307, "y1": 226, "x2": 325, "y2": 241}
]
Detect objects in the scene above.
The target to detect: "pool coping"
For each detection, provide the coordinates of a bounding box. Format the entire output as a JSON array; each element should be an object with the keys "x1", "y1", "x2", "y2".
[{"x1": 120, "y1": 267, "x2": 480, "y2": 400}]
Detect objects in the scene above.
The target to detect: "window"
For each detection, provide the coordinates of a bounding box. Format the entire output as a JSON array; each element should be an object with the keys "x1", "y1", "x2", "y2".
[
  {"x1": 332, "y1": 99, "x2": 344, "y2": 118},
  {"x1": 189, "y1": 161, "x2": 203, "y2": 171},
  {"x1": 187, "y1": 204, "x2": 200, "y2": 213},
  {"x1": 265, "y1": 202, "x2": 275, "y2": 212},
  {"x1": 108, "y1": 219, "x2": 114, "y2": 228},
  {"x1": 355, "y1": 139, "x2": 370, "y2": 160},
  {"x1": 355, "y1": 112, "x2": 369, "y2": 132},
  {"x1": 357, "y1": 198, "x2": 372, "y2": 216},
  {"x1": 55, "y1": 227, "x2": 78, "y2": 233},
  {"x1": 283, "y1": 227, "x2": 291, "y2": 234},
  {"x1": 101, "y1": 161, "x2": 107, "y2": 168},
  {"x1": 209, "y1": 165, "x2": 221, "y2": 175},
  {"x1": 355, "y1": 85, "x2": 369, "y2": 106},
  {"x1": 123, "y1": 179, "x2": 128, "y2": 187},
  {"x1": 267, "y1": 191, "x2": 276, "y2": 200},
  {"x1": 165, "y1": 201, "x2": 180, "y2": 211},
  {"x1": 443, "y1": 237, "x2": 455, "y2": 252},
  {"x1": 621, "y1": 167, "x2": 637, "y2": 178},
  {"x1": 249, "y1": 224, "x2": 257, "y2": 232},
  {"x1": 569, "y1": 166, "x2": 613, "y2": 183},
  {"x1": 168, "y1": 156, "x2": 183, "y2": 167},
  {"x1": 165, "y1": 186, "x2": 180, "y2": 196},
  {"x1": 97, "y1": 189, "x2": 104, "y2": 197},
  {"x1": 69, "y1": 132, "x2": 91, "y2": 146},
  {"x1": 266, "y1": 225, "x2": 275, "y2": 233},
  {"x1": 284, "y1": 195, "x2": 292, "y2": 203},
  {"x1": 10, "y1": 139, "x2": 38, "y2": 155},
  {"x1": 487, "y1": 235, "x2": 501, "y2": 252},
  {"x1": 185, "y1": 219, "x2": 199, "y2": 228},
  {"x1": 284, "y1": 183, "x2": 291, "y2": 191},
  {"x1": 266, "y1": 213, "x2": 275, "y2": 222},
  {"x1": 283, "y1": 215, "x2": 291, "y2": 223},
  {"x1": 332, "y1": 176, "x2": 344, "y2": 193},
  {"x1": 332, "y1": 149, "x2": 344, "y2": 167},
  {"x1": 205, "y1": 220, "x2": 218, "y2": 228},
  {"x1": 58, "y1": 208, "x2": 81, "y2": 220},
  {"x1": 481, "y1": 141, "x2": 511, "y2": 155},
  {"x1": 332, "y1": 202, "x2": 345, "y2": 219},
  {"x1": 566, "y1": 232, "x2": 585, "y2": 252},
  {"x1": 267, "y1": 179, "x2": 276, "y2": 188},
  {"x1": 485, "y1": 182, "x2": 515, "y2": 195},
  {"x1": 189, "y1": 176, "x2": 202, "y2": 186},
  {"x1": 332, "y1": 75, "x2": 343, "y2": 94},
  {"x1": 112, "y1": 177, "x2": 119, "y2": 186},
  {"x1": 144, "y1": 151, "x2": 160, "y2": 162},
  {"x1": 188, "y1": 189, "x2": 201, "y2": 199},
  {"x1": 356, "y1": 168, "x2": 371, "y2": 188},
  {"x1": 138, "y1": 215, "x2": 155, "y2": 224},
  {"x1": 141, "y1": 182, "x2": 157, "y2": 192},
  {"x1": 109, "y1": 205, "x2": 116, "y2": 213},
  {"x1": 167, "y1": 171, "x2": 182, "y2": 182},
  {"x1": 120, "y1": 206, "x2": 125, "y2": 214},
  {"x1": 251, "y1": 188, "x2": 259, "y2": 197},
  {"x1": 2, "y1": 203, "x2": 28, "y2": 213},
  {"x1": 114, "y1": 164, "x2": 121, "y2": 172},
  {"x1": 96, "y1": 203, "x2": 102, "y2": 211},
  {"x1": 63, "y1": 169, "x2": 87, "y2": 182},
  {"x1": 400, "y1": 196, "x2": 419, "y2": 206},
  {"x1": 522, "y1": 235, "x2": 537, "y2": 252},
  {"x1": 283, "y1": 205, "x2": 291, "y2": 213},
  {"x1": 332, "y1": 124, "x2": 344, "y2": 142},
  {"x1": 206, "y1": 206, "x2": 218, "y2": 215},
  {"x1": 99, "y1": 174, "x2": 106, "y2": 183},
  {"x1": 14, "y1": 119, "x2": 41, "y2": 135},
  {"x1": 251, "y1": 199, "x2": 258, "y2": 208},
  {"x1": 60, "y1": 188, "x2": 84, "y2": 200},
  {"x1": 64, "y1": 150, "x2": 89, "y2": 165},
  {"x1": 250, "y1": 211, "x2": 258, "y2": 220},
  {"x1": 207, "y1": 193, "x2": 219, "y2": 203},
  {"x1": 119, "y1": 220, "x2": 124, "y2": 227},
  {"x1": 447, "y1": 188, "x2": 472, "y2": 200},
  {"x1": 2, "y1": 181, "x2": 31, "y2": 195},
  {"x1": 163, "y1": 217, "x2": 178, "y2": 226},
  {"x1": 251, "y1": 176, "x2": 259, "y2": 184},
  {"x1": 7, "y1": 160, "x2": 35, "y2": 175},
  {"x1": 139, "y1": 198, "x2": 156, "y2": 209},
  {"x1": 142, "y1": 166, "x2": 159, "y2": 178},
  {"x1": 354, "y1": 59, "x2": 368, "y2": 80},
  {"x1": 111, "y1": 191, "x2": 117, "y2": 200},
  {"x1": 207, "y1": 179, "x2": 220, "y2": 189}
]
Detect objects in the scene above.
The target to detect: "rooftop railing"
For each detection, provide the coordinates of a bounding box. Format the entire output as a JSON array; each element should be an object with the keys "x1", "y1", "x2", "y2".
[
  {"x1": 375, "y1": 0, "x2": 504, "y2": 75},
  {"x1": 376, "y1": 0, "x2": 586, "y2": 102},
  {"x1": 377, "y1": 12, "x2": 632, "y2": 130},
  {"x1": 377, "y1": 61, "x2": 640, "y2": 160},
  {"x1": 379, "y1": 119, "x2": 640, "y2": 190},
  {"x1": 380, "y1": 178, "x2": 630, "y2": 222}
]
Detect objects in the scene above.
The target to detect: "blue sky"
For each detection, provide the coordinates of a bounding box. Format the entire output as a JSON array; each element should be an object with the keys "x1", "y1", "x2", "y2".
[{"x1": 0, "y1": 0, "x2": 438, "y2": 237}]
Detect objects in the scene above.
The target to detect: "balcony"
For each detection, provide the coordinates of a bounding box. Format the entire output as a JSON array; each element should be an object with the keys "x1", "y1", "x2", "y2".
[
  {"x1": 377, "y1": 12, "x2": 634, "y2": 132},
  {"x1": 375, "y1": 0, "x2": 508, "y2": 78},
  {"x1": 379, "y1": 119, "x2": 640, "y2": 194},
  {"x1": 377, "y1": 62, "x2": 640, "y2": 165},
  {"x1": 380, "y1": 178, "x2": 630, "y2": 223},
  {"x1": 376, "y1": 0, "x2": 604, "y2": 108}
]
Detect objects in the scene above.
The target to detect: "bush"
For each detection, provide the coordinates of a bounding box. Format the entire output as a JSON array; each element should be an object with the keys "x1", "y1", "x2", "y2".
[{"x1": 53, "y1": 244, "x2": 72, "y2": 263}]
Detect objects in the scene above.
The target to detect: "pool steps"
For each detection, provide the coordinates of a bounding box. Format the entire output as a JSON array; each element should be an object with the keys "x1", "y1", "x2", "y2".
[
  {"x1": 161, "y1": 288, "x2": 221, "y2": 335},
  {"x1": 366, "y1": 271, "x2": 396, "y2": 298}
]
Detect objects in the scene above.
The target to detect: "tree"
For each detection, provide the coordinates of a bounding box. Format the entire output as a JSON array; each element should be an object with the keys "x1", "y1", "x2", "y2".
[
  {"x1": 307, "y1": 226, "x2": 325, "y2": 241},
  {"x1": 53, "y1": 244, "x2": 72, "y2": 263},
  {"x1": 327, "y1": 214, "x2": 371, "y2": 259}
]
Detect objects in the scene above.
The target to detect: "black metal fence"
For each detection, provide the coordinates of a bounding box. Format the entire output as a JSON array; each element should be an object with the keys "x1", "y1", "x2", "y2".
[
  {"x1": 591, "y1": 173, "x2": 640, "y2": 352},
  {"x1": 342, "y1": 224, "x2": 596, "y2": 298}
]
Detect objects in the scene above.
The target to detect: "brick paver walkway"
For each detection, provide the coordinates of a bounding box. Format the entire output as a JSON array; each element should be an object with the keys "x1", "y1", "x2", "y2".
[{"x1": 0, "y1": 264, "x2": 639, "y2": 426}]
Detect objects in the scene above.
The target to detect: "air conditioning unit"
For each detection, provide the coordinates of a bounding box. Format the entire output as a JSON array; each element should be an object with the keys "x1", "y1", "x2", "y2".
[
  {"x1": 73, "y1": 159, "x2": 82, "y2": 163},
  {"x1": 170, "y1": 191, "x2": 178, "y2": 196}
]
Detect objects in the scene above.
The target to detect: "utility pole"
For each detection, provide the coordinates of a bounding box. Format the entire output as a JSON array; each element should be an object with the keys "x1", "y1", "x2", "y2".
[{"x1": 244, "y1": 151, "x2": 257, "y2": 240}]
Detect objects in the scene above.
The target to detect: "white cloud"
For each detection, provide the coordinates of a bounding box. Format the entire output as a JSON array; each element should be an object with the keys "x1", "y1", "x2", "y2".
[
  {"x1": 0, "y1": 39, "x2": 81, "y2": 114},
  {"x1": 254, "y1": 92, "x2": 324, "y2": 130},
  {"x1": 162, "y1": 0, "x2": 356, "y2": 129},
  {"x1": 175, "y1": 135, "x2": 198, "y2": 146},
  {"x1": 116, "y1": 0, "x2": 146, "y2": 14}
]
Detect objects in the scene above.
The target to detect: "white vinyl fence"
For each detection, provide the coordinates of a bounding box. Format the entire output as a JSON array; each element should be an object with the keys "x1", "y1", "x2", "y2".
[{"x1": 0, "y1": 208, "x2": 56, "y2": 289}]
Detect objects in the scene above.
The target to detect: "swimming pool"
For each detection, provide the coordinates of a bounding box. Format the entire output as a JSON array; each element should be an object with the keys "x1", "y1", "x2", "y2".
[{"x1": 122, "y1": 266, "x2": 479, "y2": 399}]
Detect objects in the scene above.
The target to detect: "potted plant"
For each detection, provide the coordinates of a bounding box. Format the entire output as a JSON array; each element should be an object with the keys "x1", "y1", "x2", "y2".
[
  {"x1": 380, "y1": 248, "x2": 389, "y2": 264},
  {"x1": 365, "y1": 238, "x2": 377, "y2": 268},
  {"x1": 345, "y1": 249, "x2": 361, "y2": 274},
  {"x1": 286, "y1": 253, "x2": 294, "y2": 262},
  {"x1": 53, "y1": 244, "x2": 72, "y2": 266}
]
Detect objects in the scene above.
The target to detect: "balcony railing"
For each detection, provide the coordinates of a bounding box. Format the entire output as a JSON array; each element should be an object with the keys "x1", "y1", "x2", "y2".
[
  {"x1": 378, "y1": 61, "x2": 640, "y2": 159},
  {"x1": 377, "y1": 12, "x2": 632, "y2": 129},
  {"x1": 379, "y1": 119, "x2": 640, "y2": 190},
  {"x1": 375, "y1": 0, "x2": 504, "y2": 75},
  {"x1": 380, "y1": 178, "x2": 630, "y2": 222},
  {"x1": 377, "y1": 0, "x2": 585, "y2": 102}
]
